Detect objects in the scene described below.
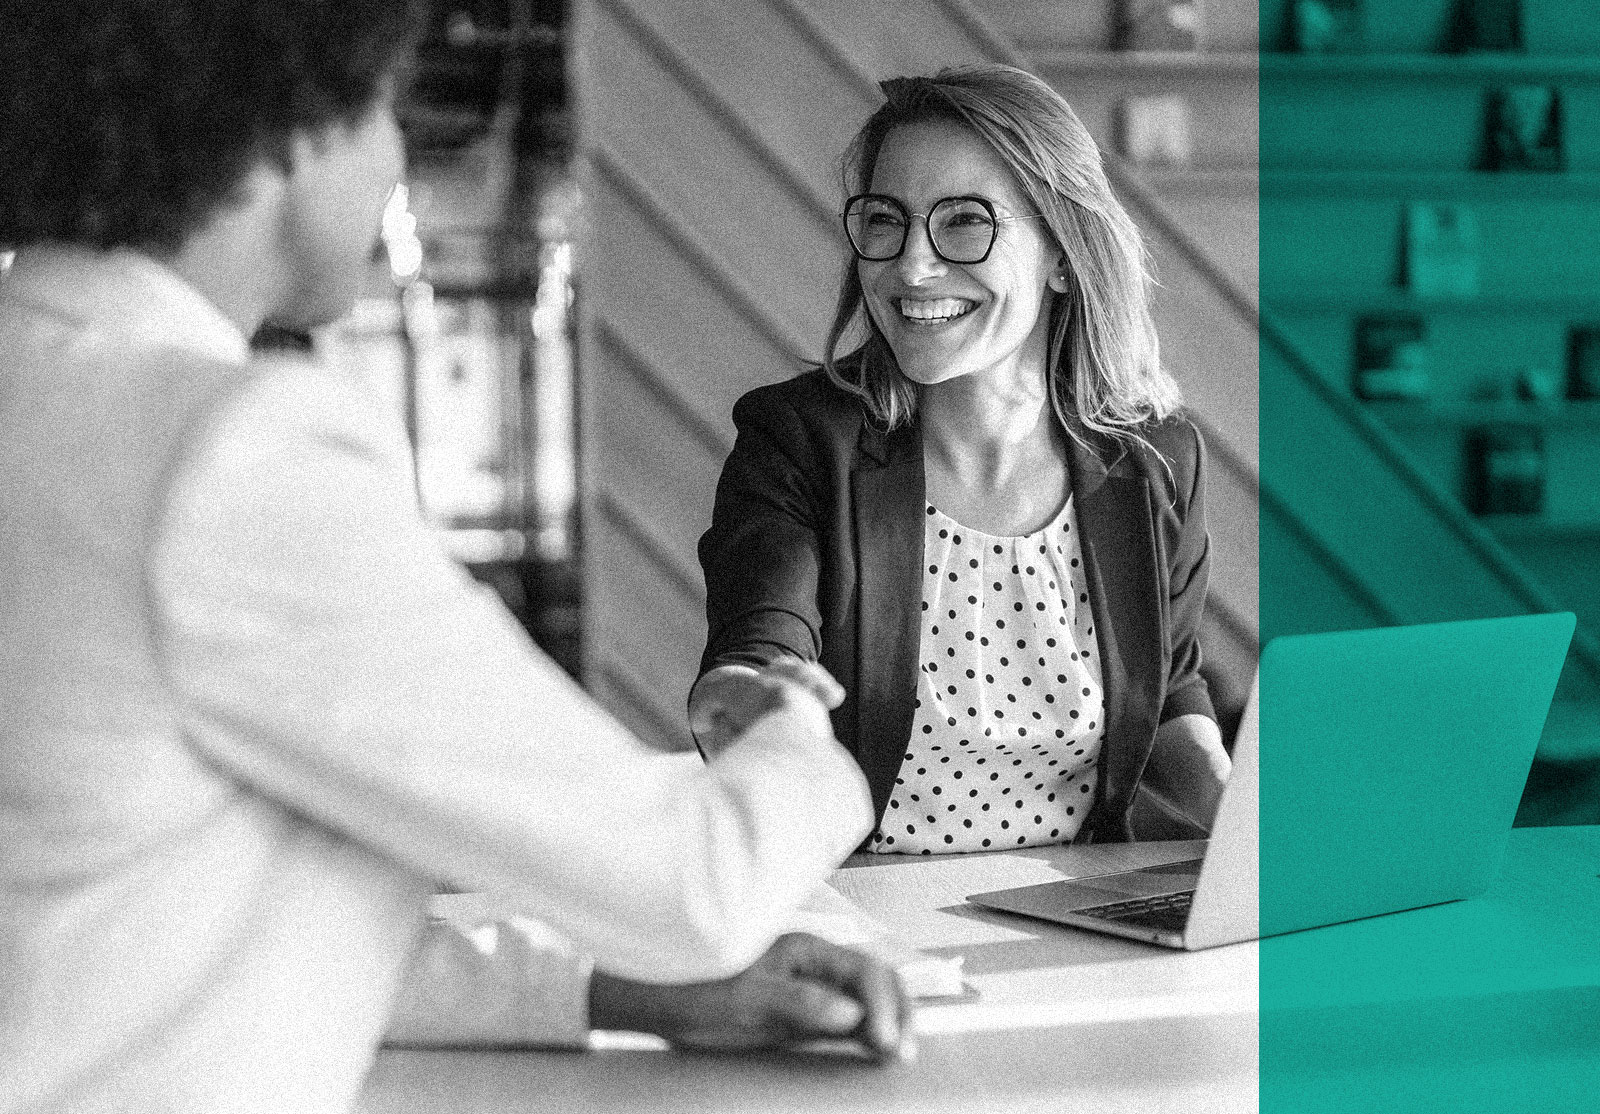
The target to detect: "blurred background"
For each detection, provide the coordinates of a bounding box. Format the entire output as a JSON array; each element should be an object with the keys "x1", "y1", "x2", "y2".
[
  {"x1": 1258, "y1": 0, "x2": 1600, "y2": 824},
  {"x1": 300, "y1": 0, "x2": 1595, "y2": 824}
]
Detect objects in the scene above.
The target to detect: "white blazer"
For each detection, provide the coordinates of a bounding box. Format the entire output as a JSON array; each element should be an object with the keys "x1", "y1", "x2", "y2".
[{"x1": 0, "y1": 248, "x2": 871, "y2": 1114}]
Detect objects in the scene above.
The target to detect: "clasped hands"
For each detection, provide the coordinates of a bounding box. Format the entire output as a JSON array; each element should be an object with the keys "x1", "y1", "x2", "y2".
[{"x1": 688, "y1": 658, "x2": 846, "y2": 757}]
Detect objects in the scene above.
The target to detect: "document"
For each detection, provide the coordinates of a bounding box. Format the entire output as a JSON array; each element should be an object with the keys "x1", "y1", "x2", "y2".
[
  {"x1": 829, "y1": 855, "x2": 1071, "y2": 950},
  {"x1": 790, "y1": 883, "x2": 968, "y2": 1000}
]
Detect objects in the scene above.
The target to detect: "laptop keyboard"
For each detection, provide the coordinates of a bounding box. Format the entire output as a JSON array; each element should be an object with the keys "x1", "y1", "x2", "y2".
[{"x1": 1077, "y1": 890, "x2": 1194, "y2": 933}]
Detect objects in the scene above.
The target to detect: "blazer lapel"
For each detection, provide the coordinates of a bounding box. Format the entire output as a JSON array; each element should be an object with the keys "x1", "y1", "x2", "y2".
[
  {"x1": 852, "y1": 420, "x2": 925, "y2": 823},
  {"x1": 1067, "y1": 428, "x2": 1163, "y2": 833}
]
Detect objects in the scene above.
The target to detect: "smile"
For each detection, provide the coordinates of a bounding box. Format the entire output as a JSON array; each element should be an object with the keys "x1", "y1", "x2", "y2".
[{"x1": 896, "y1": 297, "x2": 976, "y2": 324}]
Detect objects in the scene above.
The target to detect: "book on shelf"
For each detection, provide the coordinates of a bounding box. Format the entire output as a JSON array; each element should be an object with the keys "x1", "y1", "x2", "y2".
[
  {"x1": 1403, "y1": 202, "x2": 1481, "y2": 299},
  {"x1": 1447, "y1": 0, "x2": 1524, "y2": 52},
  {"x1": 1567, "y1": 326, "x2": 1600, "y2": 400},
  {"x1": 1118, "y1": 94, "x2": 1193, "y2": 167},
  {"x1": 1467, "y1": 424, "x2": 1545, "y2": 516},
  {"x1": 1483, "y1": 85, "x2": 1564, "y2": 172},
  {"x1": 1354, "y1": 313, "x2": 1430, "y2": 401},
  {"x1": 1515, "y1": 366, "x2": 1563, "y2": 404},
  {"x1": 1114, "y1": 0, "x2": 1202, "y2": 51},
  {"x1": 1285, "y1": 0, "x2": 1362, "y2": 53}
]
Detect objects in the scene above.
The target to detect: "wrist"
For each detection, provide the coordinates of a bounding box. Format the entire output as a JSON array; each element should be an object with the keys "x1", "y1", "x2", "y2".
[
  {"x1": 588, "y1": 970, "x2": 651, "y2": 1034},
  {"x1": 689, "y1": 664, "x2": 761, "y2": 712}
]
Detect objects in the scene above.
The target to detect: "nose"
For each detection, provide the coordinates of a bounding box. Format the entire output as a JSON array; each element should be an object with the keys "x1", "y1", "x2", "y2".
[{"x1": 895, "y1": 214, "x2": 947, "y2": 286}]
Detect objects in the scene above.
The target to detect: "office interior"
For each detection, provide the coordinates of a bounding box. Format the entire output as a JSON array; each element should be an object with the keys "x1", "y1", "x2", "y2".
[
  {"x1": 5, "y1": 1, "x2": 1597, "y2": 1109},
  {"x1": 246, "y1": 0, "x2": 1600, "y2": 827}
]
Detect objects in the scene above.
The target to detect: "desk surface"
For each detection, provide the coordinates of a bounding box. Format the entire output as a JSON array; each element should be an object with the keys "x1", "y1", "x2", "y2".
[{"x1": 363, "y1": 828, "x2": 1600, "y2": 1114}]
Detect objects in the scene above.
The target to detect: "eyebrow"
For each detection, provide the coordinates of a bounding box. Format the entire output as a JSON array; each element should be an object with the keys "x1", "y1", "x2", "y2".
[{"x1": 871, "y1": 192, "x2": 1021, "y2": 214}]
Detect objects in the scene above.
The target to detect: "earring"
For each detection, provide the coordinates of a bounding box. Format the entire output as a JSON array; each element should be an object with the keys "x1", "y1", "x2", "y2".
[{"x1": 1048, "y1": 272, "x2": 1070, "y2": 293}]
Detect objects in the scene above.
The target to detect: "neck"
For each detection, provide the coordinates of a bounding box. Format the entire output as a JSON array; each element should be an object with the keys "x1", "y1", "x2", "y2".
[
  {"x1": 920, "y1": 362, "x2": 1058, "y2": 489},
  {"x1": 162, "y1": 164, "x2": 288, "y2": 338}
]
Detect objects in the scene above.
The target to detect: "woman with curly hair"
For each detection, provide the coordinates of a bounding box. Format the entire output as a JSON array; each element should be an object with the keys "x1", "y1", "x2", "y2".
[{"x1": 0, "y1": 4, "x2": 905, "y2": 1110}]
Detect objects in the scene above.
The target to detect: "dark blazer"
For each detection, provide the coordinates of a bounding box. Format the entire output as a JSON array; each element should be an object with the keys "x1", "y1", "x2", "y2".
[{"x1": 697, "y1": 369, "x2": 1216, "y2": 843}]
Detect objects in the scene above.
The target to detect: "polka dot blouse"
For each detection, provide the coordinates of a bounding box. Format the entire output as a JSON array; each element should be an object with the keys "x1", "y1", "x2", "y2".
[{"x1": 870, "y1": 498, "x2": 1105, "y2": 855}]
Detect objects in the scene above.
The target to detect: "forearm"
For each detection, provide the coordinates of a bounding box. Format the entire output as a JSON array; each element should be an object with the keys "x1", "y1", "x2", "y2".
[
  {"x1": 1143, "y1": 714, "x2": 1231, "y2": 830},
  {"x1": 154, "y1": 369, "x2": 872, "y2": 986},
  {"x1": 588, "y1": 969, "x2": 672, "y2": 1035}
]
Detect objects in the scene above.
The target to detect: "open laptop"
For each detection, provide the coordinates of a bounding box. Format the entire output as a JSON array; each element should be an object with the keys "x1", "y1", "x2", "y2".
[{"x1": 966, "y1": 613, "x2": 1575, "y2": 949}]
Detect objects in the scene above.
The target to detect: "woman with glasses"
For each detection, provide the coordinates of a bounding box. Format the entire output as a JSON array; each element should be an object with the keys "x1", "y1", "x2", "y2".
[{"x1": 691, "y1": 63, "x2": 1230, "y2": 853}]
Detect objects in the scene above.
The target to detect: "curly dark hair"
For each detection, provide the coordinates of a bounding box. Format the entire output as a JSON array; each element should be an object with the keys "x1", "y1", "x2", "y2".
[{"x1": 0, "y1": 0, "x2": 426, "y2": 254}]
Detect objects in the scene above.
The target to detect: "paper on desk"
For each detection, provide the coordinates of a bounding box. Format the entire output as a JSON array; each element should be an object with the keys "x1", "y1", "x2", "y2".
[
  {"x1": 829, "y1": 855, "x2": 1070, "y2": 951},
  {"x1": 789, "y1": 884, "x2": 967, "y2": 999}
]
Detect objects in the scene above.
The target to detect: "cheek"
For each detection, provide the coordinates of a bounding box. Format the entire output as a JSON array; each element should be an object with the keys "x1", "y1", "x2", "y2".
[
  {"x1": 374, "y1": 119, "x2": 406, "y2": 198},
  {"x1": 345, "y1": 117, "x2": 404, "y2": 227},
  {"x1": 858, "y1": 264, "x2": 893, "y2": 319},
  {"x1": 999, "y1": 262, "x2": 1052, "y2": 321}
]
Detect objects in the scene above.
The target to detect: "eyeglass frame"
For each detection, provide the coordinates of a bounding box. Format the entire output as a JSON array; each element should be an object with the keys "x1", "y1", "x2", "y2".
[{"x1": 841, "y1": 192, "x2": 1045, "y2": 266}]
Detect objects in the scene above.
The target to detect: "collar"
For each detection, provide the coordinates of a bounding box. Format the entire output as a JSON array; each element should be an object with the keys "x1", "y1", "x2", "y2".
[{"x1": 1, "y1": 245, "x2": 250, "y2": 366}]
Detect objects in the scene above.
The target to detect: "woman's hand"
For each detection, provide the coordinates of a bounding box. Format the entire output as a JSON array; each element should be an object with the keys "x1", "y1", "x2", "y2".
[
  {"x1": 1141, "y1": 714, "x2": 1232, "y2": 832},
  {"x1": 688, "y1": 659, "x2": 845, "y2": 757},
  {"x1": 588, "y1": 932, "x2": 913, "y2": 1061}
]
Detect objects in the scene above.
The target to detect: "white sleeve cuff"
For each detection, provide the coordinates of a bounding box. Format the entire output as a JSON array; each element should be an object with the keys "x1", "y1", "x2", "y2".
[{"x1": 383, "y1": 894, "x2": 594, "y2": 1048}]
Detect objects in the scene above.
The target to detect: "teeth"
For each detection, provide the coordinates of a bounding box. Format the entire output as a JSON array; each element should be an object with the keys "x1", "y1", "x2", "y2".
[{"x1": 898, "y1": 298, "x2": 974, "y2": 322}]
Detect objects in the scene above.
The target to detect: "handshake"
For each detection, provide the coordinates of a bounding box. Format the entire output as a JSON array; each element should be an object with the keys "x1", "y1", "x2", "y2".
[{"x1": 688, "y1": 657, "x2": 847, "y2": 758}]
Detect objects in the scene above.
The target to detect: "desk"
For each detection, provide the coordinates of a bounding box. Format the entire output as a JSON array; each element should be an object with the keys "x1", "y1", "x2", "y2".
[
  {"x1": 1259, "y1": 825, "x2": 1600, "y2": 1114},
  {"x1": 365, "y1": 838, "x2": 1255, "y2": 1113},
  {"x1": 362, "y1": 828, "x2": 1598, "y2": 1113}
]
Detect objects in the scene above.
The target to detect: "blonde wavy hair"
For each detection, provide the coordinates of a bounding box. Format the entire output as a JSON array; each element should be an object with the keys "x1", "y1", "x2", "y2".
[{"x1": 823, "y1": 63, "x2": 1182, "y2": 443}]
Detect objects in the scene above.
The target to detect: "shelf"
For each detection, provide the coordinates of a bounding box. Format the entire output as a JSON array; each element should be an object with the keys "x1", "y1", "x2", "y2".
[
  {"x1": 1028, "y1": 49, "x2": 1259, "y2": 79},
  {"x1": 1478, "y1": 515, "x2": 1600, "y2": 543},
  {"x1": 1260, "y1": 52, "x2": 1600, "y2": 84},
  {"x1": 1367, "y1": 400, "x2": 1600, "y2": 430},
  {"x1": 1260, "y1": 169, "x2": 1600, "y2": 200},
  {"x1": 1266, "y1": 288, "x2": 1600, "y2": 315}
]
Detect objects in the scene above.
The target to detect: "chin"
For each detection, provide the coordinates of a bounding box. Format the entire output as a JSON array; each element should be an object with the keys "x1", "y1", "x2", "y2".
[
  {"x1": 884, "y1": 344, "x2": 970, "y2": 387},
  {"x1": 895, "y1": 361, "x2": 961, "y2": 387}
]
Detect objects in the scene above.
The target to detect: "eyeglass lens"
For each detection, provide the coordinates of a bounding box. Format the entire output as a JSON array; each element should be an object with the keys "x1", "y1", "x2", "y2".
[{"x1": 844, "y1": 196, "x2": 998, "y2": 264}]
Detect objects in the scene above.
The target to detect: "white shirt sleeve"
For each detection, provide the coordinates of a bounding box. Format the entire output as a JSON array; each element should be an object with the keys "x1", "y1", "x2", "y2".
[
  {"x1": 382, "y1": 897, "x2": 594, "y2": 1048},
  {"x1": 146, "y1": 362, "x2": 873, "y2": 989}
]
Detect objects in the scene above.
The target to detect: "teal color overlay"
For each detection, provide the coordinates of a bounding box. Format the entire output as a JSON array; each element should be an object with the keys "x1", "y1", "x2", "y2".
[{"x1": 1260, "y1": 1, "x2": 1600, "y2": 1108}]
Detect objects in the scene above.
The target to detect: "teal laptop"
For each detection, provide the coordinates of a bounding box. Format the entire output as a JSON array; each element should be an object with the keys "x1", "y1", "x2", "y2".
[{"x1": 967, "y1": 613, "x2": 1576, "y2": 949}]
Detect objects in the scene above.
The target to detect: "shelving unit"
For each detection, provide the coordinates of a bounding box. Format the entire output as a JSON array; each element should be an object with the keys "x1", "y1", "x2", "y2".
[
  {"x1": 1260, "y1": 52, "x2": 1600, "y2": 82},
  {"x1": 1368, "y1": 400, "x2": 1600, "y2": 431},
  {"x1": 1268, "y1": 289, "x2": 1600, "y2": 314},
  {"x1": 1260, "y1": 24, "x2": 1600, "y2": 717},
  {"x1": 1260, "y1": 169, "x2": 1600, "y2": 199},
  {"x1": 1482, "y1": 516, "x2": 1600, "y2": 543}
]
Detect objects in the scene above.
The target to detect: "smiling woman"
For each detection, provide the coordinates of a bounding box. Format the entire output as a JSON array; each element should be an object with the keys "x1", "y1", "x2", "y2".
[
  {"x1": 692, "y1": 63, "x2": 1232, "y2": 853},
  {"x1": 850, "y1": 121, "x2": 1060, "y2": 406}
]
